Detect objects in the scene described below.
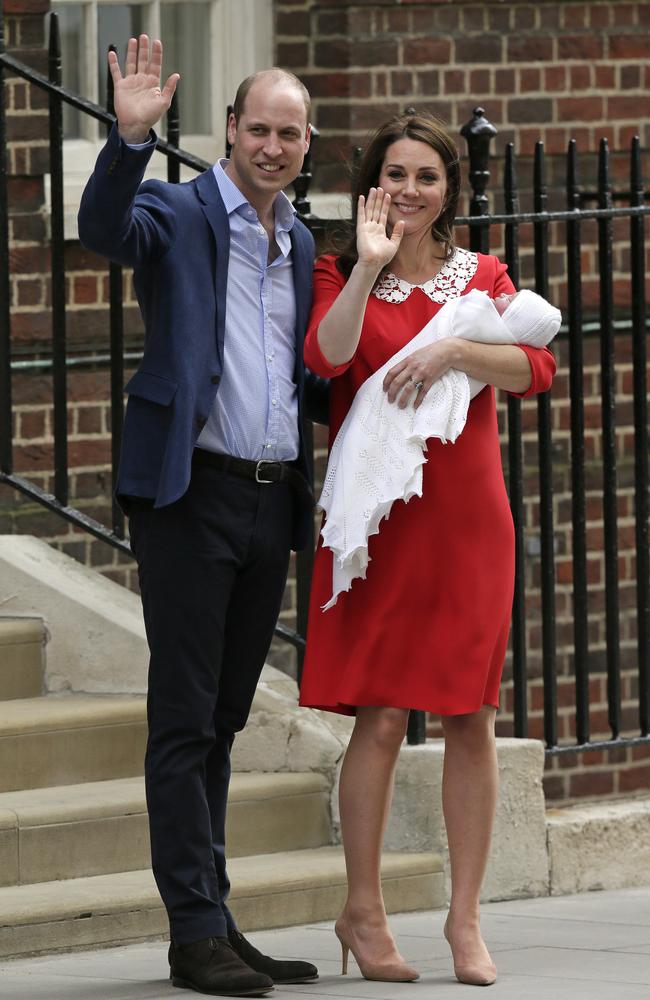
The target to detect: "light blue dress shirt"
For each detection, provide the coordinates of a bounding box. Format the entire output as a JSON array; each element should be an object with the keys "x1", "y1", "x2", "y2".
[{"x1": 195, "y1": 160, "x2": 299, "y2": 462}]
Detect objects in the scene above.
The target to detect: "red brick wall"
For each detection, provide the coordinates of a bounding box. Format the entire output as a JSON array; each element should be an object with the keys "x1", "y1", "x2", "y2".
[
  {"x1": 0, "y1": 366, "x2": 140, "y2": 587},
  {"x1": 3, "y1": 0, "x2": 649, "y2": 801},
  {"x1": 277, "y1": 0, "x2": 650, "y2": 187},
  {"x1": 278, "y1": 0, "x2": 650, "y2": 308},
  {"x1": 5, "y1": 0, "x2": 49, "y2": 352}
]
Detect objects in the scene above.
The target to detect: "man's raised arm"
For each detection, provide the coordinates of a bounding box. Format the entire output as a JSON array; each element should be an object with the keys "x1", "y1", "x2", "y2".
[{"x1": 77, "y1": 35, "x2": 180, "y2": 264}]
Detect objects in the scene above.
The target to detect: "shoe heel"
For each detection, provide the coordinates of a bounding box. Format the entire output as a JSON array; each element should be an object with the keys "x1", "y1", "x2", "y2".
[{"x1": 340, "y1": 941, "x2": 349, "y2": 976}]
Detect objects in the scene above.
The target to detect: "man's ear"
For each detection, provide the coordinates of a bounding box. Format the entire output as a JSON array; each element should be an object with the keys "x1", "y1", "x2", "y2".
[
  {"x1": 304, "y1": 123, "x2": 312, "y2": 153},
  {"x1": 227, "y1": 112, "x2": 237, "y2": 148}
]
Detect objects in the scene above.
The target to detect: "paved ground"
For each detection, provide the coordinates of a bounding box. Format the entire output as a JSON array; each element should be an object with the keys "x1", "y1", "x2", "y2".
[{"x1": 2, "y1": 888, "x2": 649, "y2": 1000}]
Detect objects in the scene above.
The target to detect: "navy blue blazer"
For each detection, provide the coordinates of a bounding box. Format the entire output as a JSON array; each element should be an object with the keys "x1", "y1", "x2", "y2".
[{"x1": 78, "y1": 125, "x2": 320, "y2": 549}]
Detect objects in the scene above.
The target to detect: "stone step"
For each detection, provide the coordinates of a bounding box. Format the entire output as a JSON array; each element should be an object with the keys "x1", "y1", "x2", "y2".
[
  {"x1": 0, "y1": 617, "x2": 45, "y2": 700},
  {"x1": 0, "y1": 847, "x2": 445, "y2": 959},
  {"x1": 0, "y1": 771, "x2": 331, "y2": 886},
  {"x1": 547, "y1": 796, "x2": 650, "y2": 896},
  {"x1": 0, "y1": 695, "x2": 147, "y2": 792}
]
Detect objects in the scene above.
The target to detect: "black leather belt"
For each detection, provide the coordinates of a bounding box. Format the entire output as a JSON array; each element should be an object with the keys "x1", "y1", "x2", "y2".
[{"x1": 193, "y1": 448, "x2": 313, "y2": 505}]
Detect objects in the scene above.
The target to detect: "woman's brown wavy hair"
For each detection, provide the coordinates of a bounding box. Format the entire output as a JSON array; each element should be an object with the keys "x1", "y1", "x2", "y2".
[{"x1": 334, "y1": 111, "x2": 461, "y2": 280}]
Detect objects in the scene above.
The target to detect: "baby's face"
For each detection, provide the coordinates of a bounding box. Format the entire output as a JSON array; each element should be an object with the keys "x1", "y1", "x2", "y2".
[{"x1": 494, "y1": 292, "x2": 518, "y2": 316}]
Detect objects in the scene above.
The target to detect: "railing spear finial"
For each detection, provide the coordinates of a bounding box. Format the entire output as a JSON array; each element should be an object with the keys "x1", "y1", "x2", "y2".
[
  {"x1": 460, "y1": 106, "x2": 496, "y2": 210},
  {"x1": 460, "y1": 106, "x2": 496, "y2": 253}
]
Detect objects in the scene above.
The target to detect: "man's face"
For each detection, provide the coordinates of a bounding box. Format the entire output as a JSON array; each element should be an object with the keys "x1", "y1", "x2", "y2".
[{"x1": 226, "y1": 80, "x2": 310, "y2": 211}]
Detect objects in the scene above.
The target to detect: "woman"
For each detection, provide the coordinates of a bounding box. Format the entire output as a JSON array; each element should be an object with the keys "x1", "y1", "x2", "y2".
[{"x1": 299, "y1": 112, "x2": 556, "y2": 987}]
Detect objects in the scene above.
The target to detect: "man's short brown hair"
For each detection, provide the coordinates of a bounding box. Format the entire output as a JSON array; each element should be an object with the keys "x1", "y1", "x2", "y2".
[{"x1": 232, "y1": 68, "x2": 311, "y2": 125}]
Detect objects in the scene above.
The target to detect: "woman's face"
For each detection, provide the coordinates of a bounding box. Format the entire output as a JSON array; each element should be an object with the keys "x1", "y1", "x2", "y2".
[{"x1": 377, "y1": 138, "x2": 448, "y2": 239}]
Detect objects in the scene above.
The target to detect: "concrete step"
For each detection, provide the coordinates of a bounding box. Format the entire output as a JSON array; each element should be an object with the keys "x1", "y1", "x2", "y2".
[
  {"x1": 0, "y1": 847, "x2": 445, "y2": 959},
  {"x1": 547, "y1": 796, "x2": 650, "y2": 896},
  {"x1": 0, "y1": 771, "x2": 331, "y2": 886},
  {"x1": 0, "y1": 617, "x2": 45, "y2": 700},
  {"x1": 0, "y1": 695, "x2": 147, "y2": 792}
]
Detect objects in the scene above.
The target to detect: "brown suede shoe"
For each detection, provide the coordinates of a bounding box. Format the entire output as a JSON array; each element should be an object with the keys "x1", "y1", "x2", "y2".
[{"x1": 170, "y1": 936, "x2": 274, "y2": 996}]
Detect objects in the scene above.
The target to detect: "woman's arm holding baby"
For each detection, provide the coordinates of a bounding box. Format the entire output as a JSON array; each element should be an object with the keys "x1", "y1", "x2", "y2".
[
  {"x1": 384, "y1": 285, "x2": 558, "y2": 408},
  {"x1": 383, "y1": 338, "x2": 532, "y2": 408}
]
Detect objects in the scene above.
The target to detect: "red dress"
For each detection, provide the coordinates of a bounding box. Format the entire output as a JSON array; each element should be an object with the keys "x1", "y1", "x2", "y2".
[{"x1": 299, "y1": 250, "x2": 556, "y2": 717}]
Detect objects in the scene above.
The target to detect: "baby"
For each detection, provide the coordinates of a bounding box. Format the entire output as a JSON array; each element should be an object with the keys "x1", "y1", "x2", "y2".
[
  {"x1": 490, "y1": 288, "x2": 561, "y2": 342},
  {"x1": 494, "y1": 292, "x2": 516, "y2": 315}
]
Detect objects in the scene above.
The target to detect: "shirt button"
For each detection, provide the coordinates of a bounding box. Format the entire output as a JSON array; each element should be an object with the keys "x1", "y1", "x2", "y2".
[
  {"x1": 257, "y1": 226, "x2": 265, "y2": 236},
  {"x1": 265, "y1": 443, "x2": 272, "y2": 449},
  {"x1": 211, "y1": 374, "x2": 221, "y2": 385},
  {"x1": 272, "y1": 399, "x2": 277, "y2": 406}
]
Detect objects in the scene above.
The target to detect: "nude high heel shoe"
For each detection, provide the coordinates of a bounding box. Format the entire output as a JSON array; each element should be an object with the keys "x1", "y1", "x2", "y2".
[
  {"x1": 335, "y1": 916, "x2": 419, "y2": 982},
  {"x1": 443, "y1": 919, "x2": 497, "y2": 987}
]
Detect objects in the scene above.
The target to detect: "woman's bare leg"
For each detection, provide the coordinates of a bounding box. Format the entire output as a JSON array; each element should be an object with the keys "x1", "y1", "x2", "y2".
[
  {"x1": 337, "y1": 706, "x2": 411, "y2": 967},
  {"x1": 441, "y1": 705, "x2": 498, "y2": 982}
]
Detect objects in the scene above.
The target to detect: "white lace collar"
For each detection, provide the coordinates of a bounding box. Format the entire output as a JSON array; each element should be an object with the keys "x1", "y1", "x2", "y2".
[{"x1": 373, "y1": 247, "x2": 478, "y2": 304}]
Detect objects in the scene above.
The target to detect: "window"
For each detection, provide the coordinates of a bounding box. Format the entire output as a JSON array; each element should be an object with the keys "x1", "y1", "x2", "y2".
[{"x1": 48, "y1": 0, "x2": 274, "y2": 235}]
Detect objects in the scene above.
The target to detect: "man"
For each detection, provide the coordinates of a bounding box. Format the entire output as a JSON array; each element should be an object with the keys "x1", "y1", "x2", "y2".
[{"x1": 79, "y1": 35, "x2": 322, "y2": 997}]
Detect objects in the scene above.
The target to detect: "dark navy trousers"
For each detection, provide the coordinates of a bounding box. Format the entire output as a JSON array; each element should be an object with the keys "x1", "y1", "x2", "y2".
[{"x1": 128, "y1": 460, "x2": 294, "y2": 945}]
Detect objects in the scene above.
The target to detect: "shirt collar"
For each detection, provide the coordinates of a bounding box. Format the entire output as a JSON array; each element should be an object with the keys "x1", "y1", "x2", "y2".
[{"x1": 213, "y1": 159, "x2": 296, "y2": 234}]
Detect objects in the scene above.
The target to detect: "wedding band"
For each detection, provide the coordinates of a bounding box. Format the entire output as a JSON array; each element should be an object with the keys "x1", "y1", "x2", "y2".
[{"x1": 413, "y1": 380, "x2": 424, "y2": 391}]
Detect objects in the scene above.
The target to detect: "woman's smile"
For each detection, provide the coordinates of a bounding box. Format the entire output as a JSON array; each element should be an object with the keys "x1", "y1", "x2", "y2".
[{"x1": 392, "y1": 202, "x2": 424, "y2": 214}]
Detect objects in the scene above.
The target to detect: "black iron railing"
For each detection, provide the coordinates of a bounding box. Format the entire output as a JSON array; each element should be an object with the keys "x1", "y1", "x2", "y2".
[{"x1": 1, "y1": 14, "x2": 649, "y2": 755}]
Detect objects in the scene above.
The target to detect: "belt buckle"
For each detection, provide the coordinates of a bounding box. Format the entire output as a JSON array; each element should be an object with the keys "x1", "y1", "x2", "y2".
[{"x1": 255, "y1": 460, "x2": 276, "y2": 484}]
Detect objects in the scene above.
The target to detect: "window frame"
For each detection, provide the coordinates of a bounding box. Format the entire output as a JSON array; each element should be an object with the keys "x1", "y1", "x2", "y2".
[{"x1": 49, "y1": 0, "x2": 274, "y2": 237}]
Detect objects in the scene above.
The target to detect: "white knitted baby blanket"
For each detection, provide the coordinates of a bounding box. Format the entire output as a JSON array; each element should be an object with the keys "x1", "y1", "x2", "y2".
[{"x1": 319, "y1": 288, "x2": 561, "y2": 610}]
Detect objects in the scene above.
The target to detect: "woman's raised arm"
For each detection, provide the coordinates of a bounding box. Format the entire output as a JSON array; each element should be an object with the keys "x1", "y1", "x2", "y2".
[{"x1": 316, "y1": 188, "x2": 404, "y2": 366}]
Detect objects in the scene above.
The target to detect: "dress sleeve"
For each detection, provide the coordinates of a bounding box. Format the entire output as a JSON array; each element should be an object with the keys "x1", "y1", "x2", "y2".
[
  {"x1": 508, "y1": 345, "x2": 557, "y2": 397},
  {"x1": 493, "y1": 258, "x2": 516, "y2": 297},
  {"x1": 491, "y1": 256, "x2": 557, "y2": 398},
  {"x1": 303, "y1": 255, "x2": 357, "y2": 377}
]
